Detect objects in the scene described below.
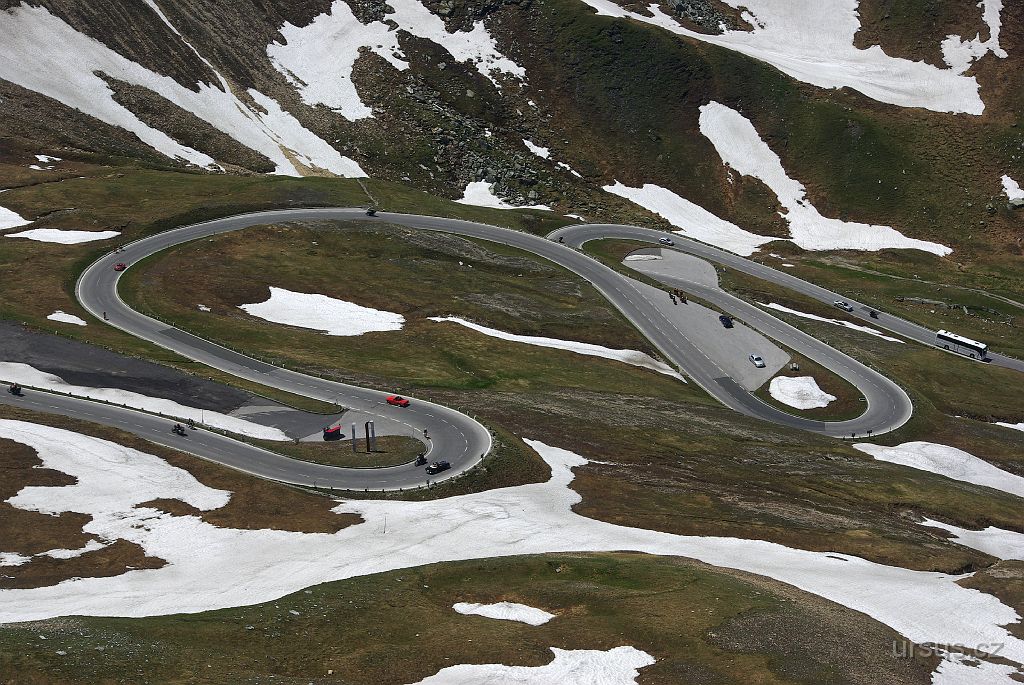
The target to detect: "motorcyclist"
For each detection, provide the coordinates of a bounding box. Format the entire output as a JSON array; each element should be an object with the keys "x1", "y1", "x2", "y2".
[
  {"x1": 102, "y1": 311, "x2": 108, "y2": 320},
  {"x1": 8, "y1": 383, "x2": 21, "y2": 395},
  {"x1": 187, "y1": 418, "x2": 195, "y2": 429}
]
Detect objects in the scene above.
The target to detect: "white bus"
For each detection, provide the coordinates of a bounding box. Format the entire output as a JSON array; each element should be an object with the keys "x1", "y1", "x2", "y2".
[{"x1": 935, "y1": 330, "x2": 988, "y2": 360}]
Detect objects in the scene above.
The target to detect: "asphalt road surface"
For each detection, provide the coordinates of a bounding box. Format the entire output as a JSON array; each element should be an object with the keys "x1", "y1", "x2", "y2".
[
  {"x1": 551, "y1": 224, "x2": 1024, "y2": 374},
  {"x1": 21, "y1": 206, "x2": 991, "y2": 487}
]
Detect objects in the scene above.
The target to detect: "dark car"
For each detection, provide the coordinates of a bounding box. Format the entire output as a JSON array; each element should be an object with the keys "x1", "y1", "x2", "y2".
[
  {"x1": 425, "y1": 460, "x2": 451, "y2": 475},
  {"x1": 113, "y1": 263, "x2": 127, "y2": 272},
  {"x1": 718, "y1": 314, "x2": 734, "y2": 328},
  {"x1": 386, "y1": 395, "x2": 410, "y2": 407}
]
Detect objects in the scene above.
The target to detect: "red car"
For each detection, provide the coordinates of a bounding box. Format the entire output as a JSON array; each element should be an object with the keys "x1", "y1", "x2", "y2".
[
  {"x1": 386, "y1": 395, "x2": 410, "y2": 407},
  {"x1": 113, "y1": 263, "x2": 127, "y2": 272}
]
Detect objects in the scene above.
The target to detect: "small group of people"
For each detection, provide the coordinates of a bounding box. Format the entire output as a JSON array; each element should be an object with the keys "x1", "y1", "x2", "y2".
[
  {"x1": 668, "y1": 289, "x2": 687, "y2": 305},
  {"x1": 172, "y1": 418, "x2": 196, "y2": 435}
]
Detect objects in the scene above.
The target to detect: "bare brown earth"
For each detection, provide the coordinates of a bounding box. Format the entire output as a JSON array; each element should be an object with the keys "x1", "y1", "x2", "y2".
[
  {"x1": 0, "y1": 436, "x2": 165, "y2": 590},
  {"x1": 853, "y1": 0, "x2": 986, "y2": 67}
]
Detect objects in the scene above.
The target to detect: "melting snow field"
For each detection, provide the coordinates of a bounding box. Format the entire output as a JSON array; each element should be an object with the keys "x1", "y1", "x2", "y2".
[
  {"x1": 698, "y1": 102, "x2": 952, "y2": 256},
  {"x1": 428, "y1": 316, "x2": 686, "y2": 381},
  {"x1": 768, "y1": 376, "x2": 836, "y2": 409},
  {"x1": 759, "y1": 302, "x2": 904, "y2": 343},
  {"x1": 45, "y1": 310, "x2": 87, "y2": 326},
  {"x1": 604, "y1": 181, "x2": 773, "y2": 256},
  {"x1": 575, "y1": 0, "x2": 994, "y2": 114},
  {"x1": 407, "y1": 646, "x2": 655, "y2": 684},
  {"x1": 0, "y1": 421, "x2": 1022, "y2": 684},
  {"x1": 0, "y1": 203, "x2": 31, "y2": 230},
  {"x1": 452, "y1": 601, "x2": 556, "y2": 626},
  {"x1": 268, "y1": 0, "x2": 523, "y2": 121},
  {"x1": 940, "y1": 0, "x2": 1007, "y2": 73},
  {"x1": 4, "y1": 228, "x2": 121, "y2": 244},
  {"x1": 920, "y1": 519, "x2": 1024, "y2": 562},
  {"x1": 456, "y1": 181, "x2": 552, "y2": 210},
  {"x1": 0, "y1": 4, "x2": 364, "y2": 176},
  {"x1": 239, "y1": 287, "x2": 405, "y2": 336},
  {"x1": 0, "y1": 362, "x2": 288, "y2": 441},
  {"x1": 854, "y1": 442, "x2": 1024, "y2": 499}
]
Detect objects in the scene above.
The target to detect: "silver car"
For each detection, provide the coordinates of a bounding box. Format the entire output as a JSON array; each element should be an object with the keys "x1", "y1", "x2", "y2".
[
  {"x1": 833, "y1": 300, "x2": 854, "y2": 312},
  {"x1": 749, "y1": 354, "x2": 766, "y2": 368}
]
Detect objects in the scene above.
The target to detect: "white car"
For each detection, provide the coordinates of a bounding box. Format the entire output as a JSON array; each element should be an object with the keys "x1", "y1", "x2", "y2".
[
  {"x1": 749, "y1": 354, "x2": 766, "y2": 368},
  {"x1": 658, "y1": 237, "x2": 675, "y2": 246},
  {"x1": 833, "y1": 300, "x2": 854, "y2": 312}
]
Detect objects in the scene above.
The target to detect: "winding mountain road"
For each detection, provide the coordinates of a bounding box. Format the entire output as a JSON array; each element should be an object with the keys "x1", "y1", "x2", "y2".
[{"x1": 11, "y1": 206, "x2": 1001, "y2": 488}]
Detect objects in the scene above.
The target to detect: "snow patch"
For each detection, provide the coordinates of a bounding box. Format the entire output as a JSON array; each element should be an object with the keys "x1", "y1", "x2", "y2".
[
  {"x1": 768, "y1": 376, "x2": 836, "y2": 409},
  {"x1": 0, "y1": 363, "x2": 288, "y2": 441},
  {"x1": 40, "y1": 540, "x2": 108, "y2": 560},
  {"x1": 932, "y1": 650, "x2": 1022, "y2": 684},
  {"x1": 452, "y1": 601, "x2": 556, "y2": 625},
  {"x1": 557, "y1": 161, "x2": 582, "y2": 177},
  {"x1": 385, "y1": 0, "x2": 525, "y2": 87},
  {"x1": 46, "y1": 311, "x2": 87, "y2": 326},
  {"x1": 0, "y1": 552, "x2": 31, "y2": 567},
  {"x1": 269, "y1": 1, "x2": 405, "y2": 121},
  {"x1": 407, "y1": 646, "x2": 655, "y2": 684},
  {"x1": 428, "y1": 316, "x2": 686, "y2": 381},
  {"x1": 698, "y1": 102, "x2": 951, "y2": 256},
  {"x1": 575, "y1": 0, "x2": 988, "y2": 114},
  {"x1": 603, "y1": 181, "x2": 773, "y2": 256},
  {"x1": 269, "y1": 0, "x2": 523, "y2": 120},
  {"x1": 197, "y1": 304, "x2": 211, "y2": 312},
  {"x1": 455, "y1": 181, "x2": 551, "y2": 210},
  {"x1": 0, "y1": 423, "x2": 1023, "y2": 677},
  {"x1": 920, "y1": 519, "x2": 1024, "y2": 561},
  {"x1": 1001, "y1": 175, "x2": 1024, "y2": 201},
  {"x1": 941, "y1": 0, "x2": 1007, "y2": 73},
  {"x1": 0, "y1": 4, "x2": 364, "y2": 176},
  {"x1": 854, "y1": 442, "x2": 1024, "y2": 499},
  {"x1": 4, "y1": 229, "x2": 121, "y2": 244},
  {"x1": 0, "y1": 204, "x2": 31, "y2": 231},
  {"x1": 239, "y1": 287, "x2": 405, "y2": 337},
  {"x1": 623, "y1": 254, "x2": 662, "y2": 262},
  {"x1": 35, "y1": 155, "x2": 61, "y2": 164},
  {"x1": 759, "y1": 302, "x2": 904, "y2": 343},
  {"x1": 523, "y1": 139, "x2": 550, "y2": 159}
]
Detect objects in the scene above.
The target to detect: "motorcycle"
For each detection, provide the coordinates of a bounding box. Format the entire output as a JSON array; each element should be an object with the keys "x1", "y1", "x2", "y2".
[
  {"x1": 7, "y1": 384, "x2": 23, "y2": 396},
  {"x1": 414, "y1": 454, "x2": 428, "y2": 466},
  {"x1": 172, "y1": 423, "x2": 186, "y2": 436}
]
